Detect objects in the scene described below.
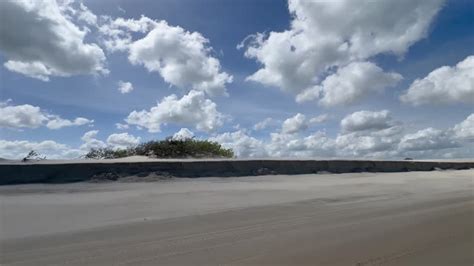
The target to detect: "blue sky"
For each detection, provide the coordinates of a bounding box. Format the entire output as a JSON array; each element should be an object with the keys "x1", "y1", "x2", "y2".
[{"x1": 0, "y1": 0, "x2": 473, "y2": 159}]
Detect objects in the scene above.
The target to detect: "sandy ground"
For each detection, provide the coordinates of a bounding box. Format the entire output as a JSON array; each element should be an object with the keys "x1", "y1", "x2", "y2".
[
  {"x1": 1, "y1": 170, "x2": 473, "y2": 265},
  {"x1": 2, "y1": 155, "x2": 474, "y2": 165}
]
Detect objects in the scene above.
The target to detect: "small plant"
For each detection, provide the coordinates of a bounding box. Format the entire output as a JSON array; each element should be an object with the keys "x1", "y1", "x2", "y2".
[{"x1": 22, "y1": 150, "x2": 46, "y2": 162}]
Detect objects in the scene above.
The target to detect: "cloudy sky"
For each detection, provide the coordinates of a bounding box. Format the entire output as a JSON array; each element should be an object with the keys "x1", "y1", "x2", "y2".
[{"x1": 0, "y1": 0, "x2": 473, "y2": 159}]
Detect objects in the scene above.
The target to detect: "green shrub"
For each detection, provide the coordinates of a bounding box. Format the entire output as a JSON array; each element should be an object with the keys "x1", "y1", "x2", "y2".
[
  {"x1": 84, "y1": 147, "x2": 134, "y2": 159},
  {"x1": 84, "y1": 138, "x2": 234, "y2": 159}
]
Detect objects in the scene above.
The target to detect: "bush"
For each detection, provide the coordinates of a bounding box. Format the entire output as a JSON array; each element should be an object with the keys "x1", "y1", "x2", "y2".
[
  {"x1": 84, "y1": 147, "x2": 134, "y2": 159},
  {"x1": 22, "y1": 150, "x2": 46, "y2": 162},
  {"x1": 84, "y1": 138, "x2": 234, "y2": 159}
]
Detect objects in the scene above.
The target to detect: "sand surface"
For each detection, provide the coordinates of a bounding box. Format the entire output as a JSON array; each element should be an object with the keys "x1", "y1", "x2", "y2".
[
  {"x1": 3, "y1": 156, "x2": 473, "y2": 165},
  {"x1": 1, "y1": 170, "x2": 473, "y2": 265}
]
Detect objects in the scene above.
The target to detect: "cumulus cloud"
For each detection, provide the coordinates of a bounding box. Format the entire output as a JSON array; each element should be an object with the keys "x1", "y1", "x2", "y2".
[
  {"x1": 335, "y1": 110, "x2": 403, "y2": 157},
  {"x1": 242, "y1": 0, "x2": 442, "y2": 103},
  {"x1": 0, "y1": 102, "x2": 92, "y2": 130},
  {"x1": 210, "y1": 130, "x2": 267, "y2": 158},
  {"x1": 309, "y1": 114, "x2": 329, "y2": 124},
  {"x1": 267, "y1": 131, "x2": 336, "y2": 158},
  {"x1": 341, "y1": 110, "x2": 394, "y2": 133},
  {"x1": 208, "y1": 111, "x2": 405, "y2": 158},
  {"x1": 101, "y1": 17, "x2": 232, "y2": 96},
  {"x1": 401, "y1": 55, "x2": 474, "y2": 105},
  {"x1": 453, "y1": 113, "x2": 474, "y2": 141},
  {"x1": 80, "y1": 130, "x2": 106, "y2": 150},
  {"x1": 80, "y1": 130, "x2": 141, "y2": 151},
  {"x1": 0, "y1": 0, "x2": 107, "y2": 81},
  {"x1": 213, "y1": 126, "x2": 398, "y2": 159},
  {"x1": 253, "y1": 118, "x2": 275, "y2": 131},
  {"x1": 46, "y1": 116, "x2": 93, "y2": 130},
  {"x1": 0, "y1": 139, "x2": 81, "y2": 160},
  {"x1": 106, "y1": 133, "x2": 140, "y2": 149},
  {"x1": 115, "y1": 123, "x2": 130, "y2": 130},
  {"x1": 118, "y1": 80, "x2": 134, "y2": 94},
  {"x1": 335, "y1": 132, "x2": 400, "y2": 158},
  {"x1": 0, "y1": 103, "x2": 47, "y2": 129},
  {"x1": 0, "y1": 130, "x2": 140, "y2": 160},
  {"x1": 172, "y1": 128, "x2": 195, "y2": 140},
  {"x1": 125, "y1": 90, "x2": 225, "y2": 133},
  {"x1": 281, "y1": 113, "x2": 307, "y2": 134},
  {"x1": 211, "y1": 129, "x2": 336, "y2": 159},
  {"x1": 98, "y1": 15, "x2": 155, "y2": 52},
  {"x1": 296, "y1": 62, "x2": 402, "y2": 106},
  {"x1": 398, "y1": 128, "x2": 459, "y2": 152},
  {"x1": 77, "y1": 2, "x2": 97, "y2": 26},
  {"x1": 5, "y1": 112, "x2": 472, "y2": 160}
]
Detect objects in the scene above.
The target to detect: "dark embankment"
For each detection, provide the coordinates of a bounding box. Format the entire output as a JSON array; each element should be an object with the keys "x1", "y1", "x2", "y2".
[{"x1": 1, "y1": 159, "x2": 473, "y2": 185}]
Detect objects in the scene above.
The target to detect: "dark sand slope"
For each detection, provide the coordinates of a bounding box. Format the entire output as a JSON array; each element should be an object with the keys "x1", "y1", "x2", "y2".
[
  {"x1": 1, "y1": 170, "x2": 473, "y2": 265},
  {"x1": 1, "y1": 158, "x2": 474, "y2": 185}
]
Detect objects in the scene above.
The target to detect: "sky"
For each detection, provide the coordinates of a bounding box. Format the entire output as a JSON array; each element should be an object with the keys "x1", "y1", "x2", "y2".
[{"x1": 0, "y1": 0, "x2": 473, "y2": 159}]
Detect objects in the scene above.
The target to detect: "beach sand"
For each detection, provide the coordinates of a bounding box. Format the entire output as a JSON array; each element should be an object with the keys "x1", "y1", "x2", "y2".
[{"x1": 1, "y1": 170, "x2": 473, "y2": 265}]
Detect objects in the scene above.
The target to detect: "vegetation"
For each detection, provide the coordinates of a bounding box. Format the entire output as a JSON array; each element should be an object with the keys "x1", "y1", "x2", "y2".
[
  {"x1": 22, "y1": 150, "x2": 46, "y2": 162},
  {"x1": 84, "y1": 138, "x2": 234, "y2": 159},
  {"x1": 84, "y1": 147, "x2": 135, "y2": 159}
]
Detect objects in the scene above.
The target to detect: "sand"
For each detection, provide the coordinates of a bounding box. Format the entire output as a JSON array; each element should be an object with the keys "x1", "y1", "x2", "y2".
[
  {"x1": 1, "y1": 170, "x2": 473, "y2": 265},
  {"x1": 2, "y1": 157, "x2": 474, "y2": 185},
  {"x1": 3, "y1": 156, "x2": 474, "y2": 164}
]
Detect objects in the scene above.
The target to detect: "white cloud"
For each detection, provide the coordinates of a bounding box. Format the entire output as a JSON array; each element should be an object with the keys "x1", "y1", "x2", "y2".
[
  {"x1": 0, "y1": 139, "x2": 80, "y2": 160},
  {"x1": 118, "y1": 80, "x2": 134, "y2": 94},
  {"x1": 0, "y1": 103, "x2": 47, "y2": 129},
  {"x1": 334, "y1": 110, "x2": 404, "y2": 157},
  {"x1": 453, "y1": 113, "x2": 474, "y2": 141},
  {"x1": 211, "y1": 129, "x2": 336, "y2": 159},
  {"x1": 101, "y1": 17, "x2": 232, "y2": 96},
  {"x1": 0, "y1": 102, "x2": 93, "y2": 130},
  {"x1": 208, "y1": 111, "x2": 406, "y2": 158},
  {"x1": 210, "y1": 130, "x2": 267, "y2": 158},
  {"x1": 401, "y1": 55, "x2": 474, "y2": 105},
  {"x1": 242, "y1": 0, "x2": 442, "y2": 102},
  {"x1": 341, "y1": 110, "x2": 394, "y2": 133},
  {"x1": 309, "y1": 114, "x2": 329, "y2": 124},
  {"x1": 297, "y1": 62, "x2": 402, "y2": 106},
  {"x1": 98, "y1": 15, "x2": 156, "y2": 52},
  {"x1": 295, "y1": 87, "x2": 320, "y2": 104},
  {"x1": 4, "y1": 112, "x2": 473, "y2": 160},
  {"x1": 398, "y1": 128, "x2": 459, "y2": 152},
  {"x1": 115, "y1": 123, "x2": 130, "y2": 130},
  {"x1": 281, "y1": 113, "x2": 307, "y2": 134},
  {"x1": 81, "y1": 130, "x2": 99, "y2": 142},
  {"x1": 80, "y1": 130, "x2": 106, "y2": 151},
  {"x1": 82, "y1": 130, "x2": 140, "y2": 151},
  {"x1": 4, "y1": 61, "x2": 52, "y2": 81},
  {"x1": 77, "y1": 2, "x2": 97, "y2": 26},
  {"x1": 335, "y1": 132, "x2": 400, "y2": 158},
  {"x1": 106, "y1": 133, "x2": 140, "y2": 149},
  {"x1": 253, "y1": 118, "x2": 275, "y2": 131},
  {"x1": 46, "y1": 116, "x2": 93, "y2": 130},
  {"x1": 267, "y1": 131, "x2": 336, "y2": 158},
  {"x1": 172, "y1": 128, "x2": 195, "y2": 140},
  {"x1": 0, "y1": 0, "x2": 107, "y2": 81},
  {"x1": 125, "y1": 90, "x2": 225, "y2": 133}
]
